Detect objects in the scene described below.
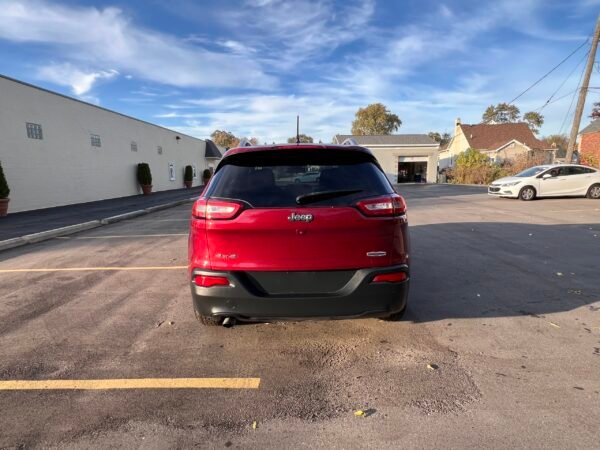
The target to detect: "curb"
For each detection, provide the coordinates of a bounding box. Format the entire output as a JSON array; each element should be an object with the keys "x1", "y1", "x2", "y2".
[{"x1": 0, "y1": 198, "x2": 195, "y2": 253}]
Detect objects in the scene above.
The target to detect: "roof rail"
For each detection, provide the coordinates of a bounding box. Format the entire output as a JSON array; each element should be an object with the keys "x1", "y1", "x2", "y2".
[{"x1": 341, "y1": 138, "x2": 359, "y2": 146}]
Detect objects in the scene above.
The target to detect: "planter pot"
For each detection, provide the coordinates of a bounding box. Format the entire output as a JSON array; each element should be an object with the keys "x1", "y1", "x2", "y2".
[
  {"x1": 0, "y1": 198, "x2": 8, "y2": 217},
  {"x1": 202, "y1": 178, "x2": 211, "y2": 185},
  {"x1": 140, "y1": 184, "x2": 152, "y2": 195},
  {"x1": 184, "y1": 180, "x2": 193, "y2": 188}
]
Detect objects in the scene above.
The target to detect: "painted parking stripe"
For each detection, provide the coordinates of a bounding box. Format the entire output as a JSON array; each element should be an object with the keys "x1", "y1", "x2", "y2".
[
  {"x1": 0, "y1": 378, "x2": 260, "y2": 390},
  {"x1": 0, "y1": 266, "x2": 187, "y2": 273}
]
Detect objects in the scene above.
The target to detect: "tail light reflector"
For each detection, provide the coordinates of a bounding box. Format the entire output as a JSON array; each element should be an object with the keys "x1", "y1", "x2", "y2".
[
  {"x1": 372, "y1": 272, "x2": 408, "y2": 283},
  {"x1": 356, "y1": 194, "x2": 407, "y2": 217},
  {"x1": 192, "y1": 198, "x2": 243, "y2": 220},
  {"x1": 194, "y1": 275, "x2": 231, "y2": 287}
]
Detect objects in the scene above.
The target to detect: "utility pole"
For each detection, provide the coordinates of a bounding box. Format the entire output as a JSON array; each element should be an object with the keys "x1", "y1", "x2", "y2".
[{"x1": 566, "y1": 15, "x2": 600, "y2": 163}]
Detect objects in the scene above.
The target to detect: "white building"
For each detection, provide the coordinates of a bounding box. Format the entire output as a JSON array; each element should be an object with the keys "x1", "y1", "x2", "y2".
[
  {"x1": 333, "y1": 134, "x2": 439, "y2": 184},
  {"x1": 0, "y1": 75, "x2": 220, "y2": 213}
]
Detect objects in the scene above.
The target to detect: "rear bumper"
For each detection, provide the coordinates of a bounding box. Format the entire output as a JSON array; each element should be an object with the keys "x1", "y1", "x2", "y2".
[{"x1": 190, "y1": 265, "x2": 409, "y2": 321}]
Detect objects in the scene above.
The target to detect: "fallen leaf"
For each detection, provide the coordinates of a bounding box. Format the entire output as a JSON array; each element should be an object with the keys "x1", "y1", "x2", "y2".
[
  {"x1": 354, "y1": 410, "x2": 366, "y2": 417},
  {"x1": 252, "y1": 421, "x2": 257, "y2": 429},
  {"x1": 427, "y1": 363, "x2": 439, "y2": 370},
  {"x1": 547, "y1": 321, "x2": 560, "y2": 329}
]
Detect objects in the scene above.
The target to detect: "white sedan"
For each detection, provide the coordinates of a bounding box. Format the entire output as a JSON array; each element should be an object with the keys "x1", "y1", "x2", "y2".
[{"x1": 488, "y1": 164, "x2": 600, "y2": 201}]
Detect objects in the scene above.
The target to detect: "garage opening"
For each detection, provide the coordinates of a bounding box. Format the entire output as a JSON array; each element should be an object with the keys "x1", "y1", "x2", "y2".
[{"x1": 397, "y1": 158, "x2": 428, "y2": 183}]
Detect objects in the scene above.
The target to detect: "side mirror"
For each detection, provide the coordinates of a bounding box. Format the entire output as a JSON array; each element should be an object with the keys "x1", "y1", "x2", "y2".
[{"x1": 542, "y1": 173, "x2": 552, "y2": 179}]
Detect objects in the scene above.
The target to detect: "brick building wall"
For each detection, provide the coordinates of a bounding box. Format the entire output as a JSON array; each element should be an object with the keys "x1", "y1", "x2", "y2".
[{"x1": 580, "y1": 132, "x2": 600, "y2": 166}]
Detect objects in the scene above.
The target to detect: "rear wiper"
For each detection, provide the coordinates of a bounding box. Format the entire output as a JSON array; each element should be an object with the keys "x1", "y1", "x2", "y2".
[{"x1": 296, "y1": 189, "x2": 363, "y2": 205}]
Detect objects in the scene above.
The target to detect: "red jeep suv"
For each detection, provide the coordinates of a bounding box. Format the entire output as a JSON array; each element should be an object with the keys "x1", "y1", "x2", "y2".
[{"x1": 188, "y1": 144, "x2": 410, "y2": 325}]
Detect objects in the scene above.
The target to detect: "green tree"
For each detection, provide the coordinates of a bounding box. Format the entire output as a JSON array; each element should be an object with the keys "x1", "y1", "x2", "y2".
[
  {"x1": 523, "y1": 111, "x2": 544, "y2": 134},
  {"x1": 482, "y1": 103, "x2": 521, "y2": 123},
  {"x1": 0, "y1": 161, "x2": 10, "y2": 199},
  {"x1": 287, "y1": 134, "x2": 314, "y2": 143},
  {"x1": 428, "y1": 132, "x2": 451, "y2": 146},
  {"x1": 542, "y1": 134, "x2": 568, "y2": 150},
  {"x1": 351, "y1": 103, "x2": 401, "y2": 135},
  {"x1": 210, "y1": 130, "x2": 239, "y2": 148}
]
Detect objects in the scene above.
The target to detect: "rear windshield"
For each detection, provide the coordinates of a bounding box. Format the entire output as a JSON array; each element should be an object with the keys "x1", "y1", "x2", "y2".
[{"x1": 206, "y1": 153, "x2": 393, "y2": 207}]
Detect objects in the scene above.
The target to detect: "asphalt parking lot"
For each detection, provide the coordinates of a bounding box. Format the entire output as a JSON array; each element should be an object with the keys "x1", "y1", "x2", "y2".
[{"x1": 0, "y1": 184, "x2": 599, "y2": 449}]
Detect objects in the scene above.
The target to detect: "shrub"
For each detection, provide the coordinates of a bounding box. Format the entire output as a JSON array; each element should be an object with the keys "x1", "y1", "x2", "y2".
[
  {"x1": 580, "y1": 152, "x2": 599, "y2": 168},
  {"x1": 137, "y1": 163, "x2": 152, "y2": 186},
  {"x1": 0, "y1": 161, "x2": 9, "y2": 199},
  {"x1": 501, "y1": 152, "x2": 549, "y2": 176},
  {"x1": 184, "y1": 165, "x2": 194, "y2": 182},
  {"x1": 202, "y1": 168, "x2": 211, "y2": 181},
  {"x1": 448, "y1": 148, "x2": 507, "y2": 185}
]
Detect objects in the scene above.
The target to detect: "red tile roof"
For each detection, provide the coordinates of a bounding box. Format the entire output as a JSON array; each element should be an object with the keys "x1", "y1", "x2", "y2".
[{"x1": 460, "y1": 122, "x2": 547, "y2": 150}]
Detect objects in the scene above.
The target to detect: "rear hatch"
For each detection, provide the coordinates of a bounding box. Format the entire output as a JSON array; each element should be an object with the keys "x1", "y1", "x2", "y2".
[{"x1": 193, "y1": 147, "x2": 408, "y2": 273}]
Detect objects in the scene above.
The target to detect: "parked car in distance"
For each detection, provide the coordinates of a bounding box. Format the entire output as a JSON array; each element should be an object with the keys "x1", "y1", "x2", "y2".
[
  {"x1": 294, "y1": 171, "x2": 320, "y2": 183},
  {"x1": 488, "y1": 164, "x2": 600, "y2": 201},
  {"x1": 188, "y1": 143, "x2": 410, "y2": 326}
]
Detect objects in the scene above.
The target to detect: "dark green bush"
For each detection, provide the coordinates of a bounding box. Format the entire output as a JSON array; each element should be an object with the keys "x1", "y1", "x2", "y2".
[
  {"x1": 184, "y1": 165, "x2": 194, "y2": 182},
  {"x1": 202, "y1": 168, "x2": 211, "y2": 181},
  {"x1": 0, "y1": 162, "x2": 9, "y2": 199},
  {"x1": 137, "y1": 163, "x2": 152, "y2": 186}
]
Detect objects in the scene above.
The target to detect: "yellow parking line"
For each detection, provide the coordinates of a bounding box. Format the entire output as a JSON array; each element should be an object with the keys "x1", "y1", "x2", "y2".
[
  {"x1": 0, "y1": 378, "x2": 260, "y2": 390},
  {"x1": 0, "y1": 266, "x2": 187, "y2": 273}
]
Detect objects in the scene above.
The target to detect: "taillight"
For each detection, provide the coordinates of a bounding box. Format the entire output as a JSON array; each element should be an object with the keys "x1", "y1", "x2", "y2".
[
  {"x1": 372, "y1": 272, "x2": 408, "y2": 283},
  {"x1": 356, "y1": 195, "x2": 407, "y2": 217},
  {"x1": 192, "y1": 198, "x2": 243, "y2": 220},
  {"x1": 194, "y1": 275, "x2": 231, "y2": 287}
]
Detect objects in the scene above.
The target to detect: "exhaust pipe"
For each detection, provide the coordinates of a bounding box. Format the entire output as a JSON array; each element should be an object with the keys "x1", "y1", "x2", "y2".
[{"x1": 222, "y1": 317, "x2": 236, "y2": 328}]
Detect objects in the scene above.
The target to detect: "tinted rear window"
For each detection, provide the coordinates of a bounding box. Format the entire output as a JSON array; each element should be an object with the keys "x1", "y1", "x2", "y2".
[{"x1": 206, "y1": 152, "x2": 393, "y2": 207}]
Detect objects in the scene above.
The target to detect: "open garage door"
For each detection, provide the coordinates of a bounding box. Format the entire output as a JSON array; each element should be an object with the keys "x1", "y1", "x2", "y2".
[{"x1": 397, "y1": 156, "x2": 428, "y2": 183}]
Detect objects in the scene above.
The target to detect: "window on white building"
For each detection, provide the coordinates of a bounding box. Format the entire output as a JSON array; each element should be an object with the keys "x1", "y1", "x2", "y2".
[
  {"x1": 157, "y1": 145, "x2": 163, "y2": 155},
  {"x1": 131, "y1": 141, "x2": 138, "y2": 152},
  {"x1": 91, "y1": 134, "x2": 101, "y2": 147},
  {"x1": 168, "y1": 163, "x2": 175, "y2": 181},
  {"x1": 192, "y1": 165, "x2": 197, "y2": 179},
  {"x1": 26, "y1": 123, "x2": 43, "y2": 140}
]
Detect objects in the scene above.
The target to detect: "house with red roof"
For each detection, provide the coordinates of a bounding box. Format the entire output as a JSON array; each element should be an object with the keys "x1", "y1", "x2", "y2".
[{"x1": 439, "y1": 119, "x2": 553, "y2": 168}]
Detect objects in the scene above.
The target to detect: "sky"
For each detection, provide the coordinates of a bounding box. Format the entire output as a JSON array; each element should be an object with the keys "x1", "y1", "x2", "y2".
[{"x1": 0, "y1": 0, "x2": 599, "y2": 143}]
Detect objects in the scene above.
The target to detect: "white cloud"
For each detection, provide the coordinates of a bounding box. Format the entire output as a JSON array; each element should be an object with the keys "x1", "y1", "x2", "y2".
[
  {"x1": 0, "y1": 0, "x2": 275, "y2": 89},
  {"x1": 221, "y1": 0, "x2": 376, "y2": 68},
  {"x1": 36, "y1": 63, "x2": 118, "y2": 95}
]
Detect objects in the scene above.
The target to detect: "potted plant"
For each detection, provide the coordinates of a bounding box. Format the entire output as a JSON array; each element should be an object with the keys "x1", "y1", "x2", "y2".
[
  {"x1": 202, "y1": 168, "x2": 212, "y2": 185},
  {"x1": 0, "y1": 161, "x2": 9, "y2": 217},
  {"x1": 137, "y1": 162, "x2": 153, "y2": 195},
  {"x1": 184, "y1": 165, "x2": 194, "y2": 188}
]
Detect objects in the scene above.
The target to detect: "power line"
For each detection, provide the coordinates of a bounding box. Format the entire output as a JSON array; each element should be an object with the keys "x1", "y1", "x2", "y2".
[
  {"x1": 507, "y1": 38, "x2": 590, "y2": 106},
  {"x1": 559, "y1": 61, "x2": 587, "y2": 135},
  {"x1": 535, "y1": 50, "x2": 590, "y2": 112},
  {"x1": 481, "y1": 37, "x2": 591, "y2": 124}
]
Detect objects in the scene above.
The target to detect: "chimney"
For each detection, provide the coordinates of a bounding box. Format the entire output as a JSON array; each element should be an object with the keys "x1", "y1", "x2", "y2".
[{"x1": 454, "y1": 117, "x2": 462, "y2": 136}]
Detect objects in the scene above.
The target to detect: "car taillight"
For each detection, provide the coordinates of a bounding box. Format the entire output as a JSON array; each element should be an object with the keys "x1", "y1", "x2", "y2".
[
  {"x1": 356, "y1": 195, "x2": 407, "y2": 217},
  {"x1": 192, "y1": 199, "x2": 243, "y2": 220},
  {"x1": 193, "y1": 275, "x2": 231, "y2": 287},
  {"x1": 372, "y1": 272, "x2": 408, "y2": 283}
]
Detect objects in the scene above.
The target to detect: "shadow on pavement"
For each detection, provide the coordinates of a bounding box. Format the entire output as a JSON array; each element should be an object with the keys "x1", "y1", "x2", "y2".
[
  {"x1": 408, "y1": 221, "x2": 600, "y2": 322},
  {"x1": 395, "y1": 183, "x2": 487, "y2": 200}
]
